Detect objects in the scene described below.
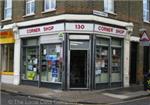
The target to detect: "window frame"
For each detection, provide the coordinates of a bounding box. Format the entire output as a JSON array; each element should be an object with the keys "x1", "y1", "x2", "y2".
[
  {"x1": 104, "y1": 0, "x2": 114, "y2": 14},
  {"x1": 25, "y1": 0, "x2": 35, "y2": 15},
  {"x1": 143, "y1": 0, "x2": 150, "y2": 22},
  {"x1": 44, "y1": 0, "x2": 56, "y2": 12},
  {"x1": 4, "y1": 0, "x2": 12, "y2": 20}
]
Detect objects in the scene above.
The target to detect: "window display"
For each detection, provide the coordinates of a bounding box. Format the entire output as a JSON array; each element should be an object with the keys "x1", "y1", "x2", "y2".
[
  {"x1": 95, "y1": 37, "x2": 122, "y2": 84},
  {"x1": 111, "y1": 48, "x2": 121, "y2": 82},
  {"x1": 95, "y1": 46, "x2": 109, "y2": 83},
  {"x1": 23, "y1": 47, "x2": 39, "y2": 80},
  {"x1": 22, "y1": 38, "x2": 39, "y2": 81},
  {"x1": 0, "y1": 44, "x2": 14, "y2": 73},
  {"x1": 95, "y1": 38, "x2": 109, "y2": 83},
  {"x1": 41, "y1": 44, "x2": 62, "y2": 83}
]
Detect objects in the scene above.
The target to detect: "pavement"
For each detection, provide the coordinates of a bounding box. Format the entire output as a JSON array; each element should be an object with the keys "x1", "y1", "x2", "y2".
[{"x1": 0, "y1": 83, "x2": 150, "y2": 105}]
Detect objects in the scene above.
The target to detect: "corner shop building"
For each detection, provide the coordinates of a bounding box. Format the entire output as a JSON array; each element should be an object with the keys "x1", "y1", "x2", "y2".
[{"x1": 0, "y1": 14, "x2": 133, "y2": 90}]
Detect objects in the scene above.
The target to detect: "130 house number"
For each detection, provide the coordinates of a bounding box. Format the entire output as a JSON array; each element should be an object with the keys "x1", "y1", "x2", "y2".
[{"x1": 75, "y1": 24, "x2": 85, "y2": 29}]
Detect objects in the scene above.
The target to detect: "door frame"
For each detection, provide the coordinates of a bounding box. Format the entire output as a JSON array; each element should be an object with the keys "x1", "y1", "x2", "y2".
[
  {"x1": 67, "y1": 36, "x2": 91, "y2": 89},
  {"x1": 69, "y1": 49, "x2": 89, "y2": 89}
]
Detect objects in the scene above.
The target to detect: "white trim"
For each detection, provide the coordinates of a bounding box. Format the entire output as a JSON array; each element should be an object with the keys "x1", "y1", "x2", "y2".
[
  {"x1": 130, "y1": 36, "x2": 140, "y2": 42},
  {"x1": 3, "y1": 14, "x2": 133, "y2": 29}
]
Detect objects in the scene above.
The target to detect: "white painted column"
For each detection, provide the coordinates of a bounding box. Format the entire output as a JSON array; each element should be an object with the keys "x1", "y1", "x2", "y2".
[
  {"x1": 123, "y1": 24, "x2": 133, "y2": 87},
  {"x1": 13, "y1": 23, "x2": 21, "y2": 85}
]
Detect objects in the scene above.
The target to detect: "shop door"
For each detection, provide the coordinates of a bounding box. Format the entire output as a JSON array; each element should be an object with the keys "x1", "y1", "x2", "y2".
[
  {"x1": 69, "y1": 40, "x2": 90, "y2": 89},
  {"x1": 130, "y1": 42, "x2": 137, "y2": 84},
  {"x1": 70, "y1": 50, "x2": 87, "y2": 88}
]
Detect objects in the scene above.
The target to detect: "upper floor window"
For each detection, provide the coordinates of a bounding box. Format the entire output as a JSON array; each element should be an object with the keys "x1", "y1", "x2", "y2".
[
  {"x1": 143, "y1": 0, "x2": 150, "y2": 22},
  {"x1": 26, "y1": 0, "x2": 35, "y2": 15},
  {"x1": 44, "y1": 0, "x2": 56, "y2": 12},
  {"x1": 4, "y1": 0, "x2": 12, "y2": 19},
  {"x1": 104, "y1": 0, "x2": 114, "y2": 13}
]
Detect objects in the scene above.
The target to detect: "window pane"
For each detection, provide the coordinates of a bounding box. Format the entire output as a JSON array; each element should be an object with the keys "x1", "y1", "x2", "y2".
[
  {"x1": 111, "y1": 48, "x2": 121, "y2": 82},
  {"x1": 26, "y1": 0, "x2": 35, "y2": 14},
  {"x1": 96, "y1": 38, "x2": 109, "y2": 45},
  {"x1": 111, "y1": 38, "x2": 122, "y2": 46},
  {"x1": 4, "y1": 0, "x2": 12, "y2": 19},
  {"x1": 51, "y1": 0, "x2": 56, "y2": 9},
  {"x1": 104, "y1": 0, "x2": 114, "y2": 12},
  {"x1": 23, "y1": 39, "x2": 38, "y2": 46},
  {"x1": 41, "y1": 44, "x2": 63, "y2": 82},
  {"x1": 31, "y1": 2, "x2": 35, "y2": 13},
  {"x1": 143, "y1": 0, "x2": 150, "y2": 21},
  {"x1": 44, "y1": 0, "x2": 56, "y2": 11},
  {"x1": 22, "y1": 47, "x2": 39, "y2": 80},
  {"x1": 0, "y1": 44, "x2": 14, "y2": 72},
  {"x1": 95, "y1": 46, "x2": 109, "y2": 83},
  {"x1": 70, "y1": 41, "x2": 89, "y2": 49},
  {"x1": 4, "y1": 8, "x2": 11, "y2": 19}
]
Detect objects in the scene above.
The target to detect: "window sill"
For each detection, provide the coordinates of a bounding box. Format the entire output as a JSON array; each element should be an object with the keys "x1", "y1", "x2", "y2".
[
  {"x1": 41, "y1": 9, "x2": 56, "y2": 14},
  {"x1": 1, "y1": 18, "x2": 12, "y2": 22},
  {"x1": 144, "y1": 21, "x2": 150, "y2": 24},
  {"x1": 104, "y1": 11, "x2": 117, "y2": 16},
  {"x1": 23, "y1": 13, "x2": 35, "y2": 18}
]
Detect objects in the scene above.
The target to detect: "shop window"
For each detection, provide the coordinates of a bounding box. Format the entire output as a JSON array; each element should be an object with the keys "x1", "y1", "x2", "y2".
[
  {"x1": 111, "y1": 48, "x2": 121, "y2": 82},
  {"x1": 0, "y1": 44, "x2": 14, "y2": 73},
  {"x1": 22, "y1": 39, "x2": 39, "y2": 80},
  {"x1": 44, "y1": 0, "x2": 56, "y2": 12},
  {"x1": 104, "y1": 0, "x2": 114, "y2": 13},
  {"x1": 95, "y1": 38, "x2": 109, "y2": 83},
  {"x1": 111, "y1": 38, "x2": 122, "y2": 46},
  {"x1": 26, "y1": 0, "x2": 35, "y2": 15},
  {"x1": 95, "y1": 37, "x2": 122, "y2": 84},
  {"x1": 143, "y1": 0, "x2": 150, "y2": 22},
  {"x1": 4, "y1": 0, "x2": 12, "y2": 19},
  {"x1": 41, "y1": 44, "x2": 63, "y2": 83}
]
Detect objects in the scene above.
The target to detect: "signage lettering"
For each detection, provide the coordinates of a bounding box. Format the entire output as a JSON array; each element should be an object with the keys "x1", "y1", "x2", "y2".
[
  {"x1": 0, "y1": 29, "x2": 15, "y2": 44},
  {"x1": 43, "y1": 25, "x2": 54, "y2": 31},
  {"x1": 116, "y1": 29, "x2": 125, "y2": 34},
  {"x1": 19, "y1": 23, "x2": 64, "y2": 36},
  {"x1": 27, "y1": 28, "x2": 40, "y2": 33},
  {"x1": 98, "y1": 26, "x2": 113, "y2": 32},
  {"x1": 95, "y1": 24, "x2": 126, "y2": 36},
  {"x1": 75, "y1": 24, "x2": 85, "y2": 30}
]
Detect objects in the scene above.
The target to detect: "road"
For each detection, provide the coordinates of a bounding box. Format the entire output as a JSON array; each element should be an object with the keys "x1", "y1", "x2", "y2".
[
  {"x1": 1, "y1": 92, "x2": 75, "y2": 105},
  {"x1": 111, "y1": 96, "x2": 150, "y2": 105}
]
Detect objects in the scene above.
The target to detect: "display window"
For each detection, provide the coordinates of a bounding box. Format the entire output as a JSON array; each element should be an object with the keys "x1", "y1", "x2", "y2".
[
  {"x1": 95, "y1": 37, "x2": 122, "y2": 85},
  {"x1": 95, "y1": 38, "x2": 109, "y2": 83},
  {"x1": 22, "y1": 39, "x2": 39, "y2": 81},
  {"x1": 41, "y1": 44, "x2": 63, "y2": 83},
  {"x1": 111, "y1": 38, "x2": 122, "y2": 82},
  {"x1": 111, "y1": 48, "x2": 121, "y2": 82},
  {"x1": 0, "y1": 44, "x2": 14, "y2": 74}
]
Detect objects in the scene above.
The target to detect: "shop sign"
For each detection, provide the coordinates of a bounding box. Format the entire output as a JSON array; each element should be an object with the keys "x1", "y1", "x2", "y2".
[
  {"x1": 140, "y1": 31, "x2": 150, "y2": 46},
  {"x1": 0, "y1": 29, "x2": 15, "y2": 44},
  {"x1": 94, "y1": 24, "x2": 127, "y2": 36},
  {"x1": 19, "y1": 23, "x2": 64, "y2": 36},
  {"x1": 65, "y1": 23, "x2": 94, "y2": 32},
  {"x1": 93, "y1": 10, "x2": 108, "y2": 17}
]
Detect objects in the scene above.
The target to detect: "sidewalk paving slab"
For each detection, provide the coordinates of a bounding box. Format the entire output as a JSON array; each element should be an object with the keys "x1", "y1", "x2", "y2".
[{"x1": 0, "y1": 83, "x2": 149, "y2": 104}]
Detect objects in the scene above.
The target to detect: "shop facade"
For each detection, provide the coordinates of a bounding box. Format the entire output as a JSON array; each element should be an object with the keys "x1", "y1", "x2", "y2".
[
  {"x1": 0, "y1": 29, "x2": 15, "y2": 84},
  {"x1": 2, "y1": 15, "x2": 133, "y2": 90}
]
